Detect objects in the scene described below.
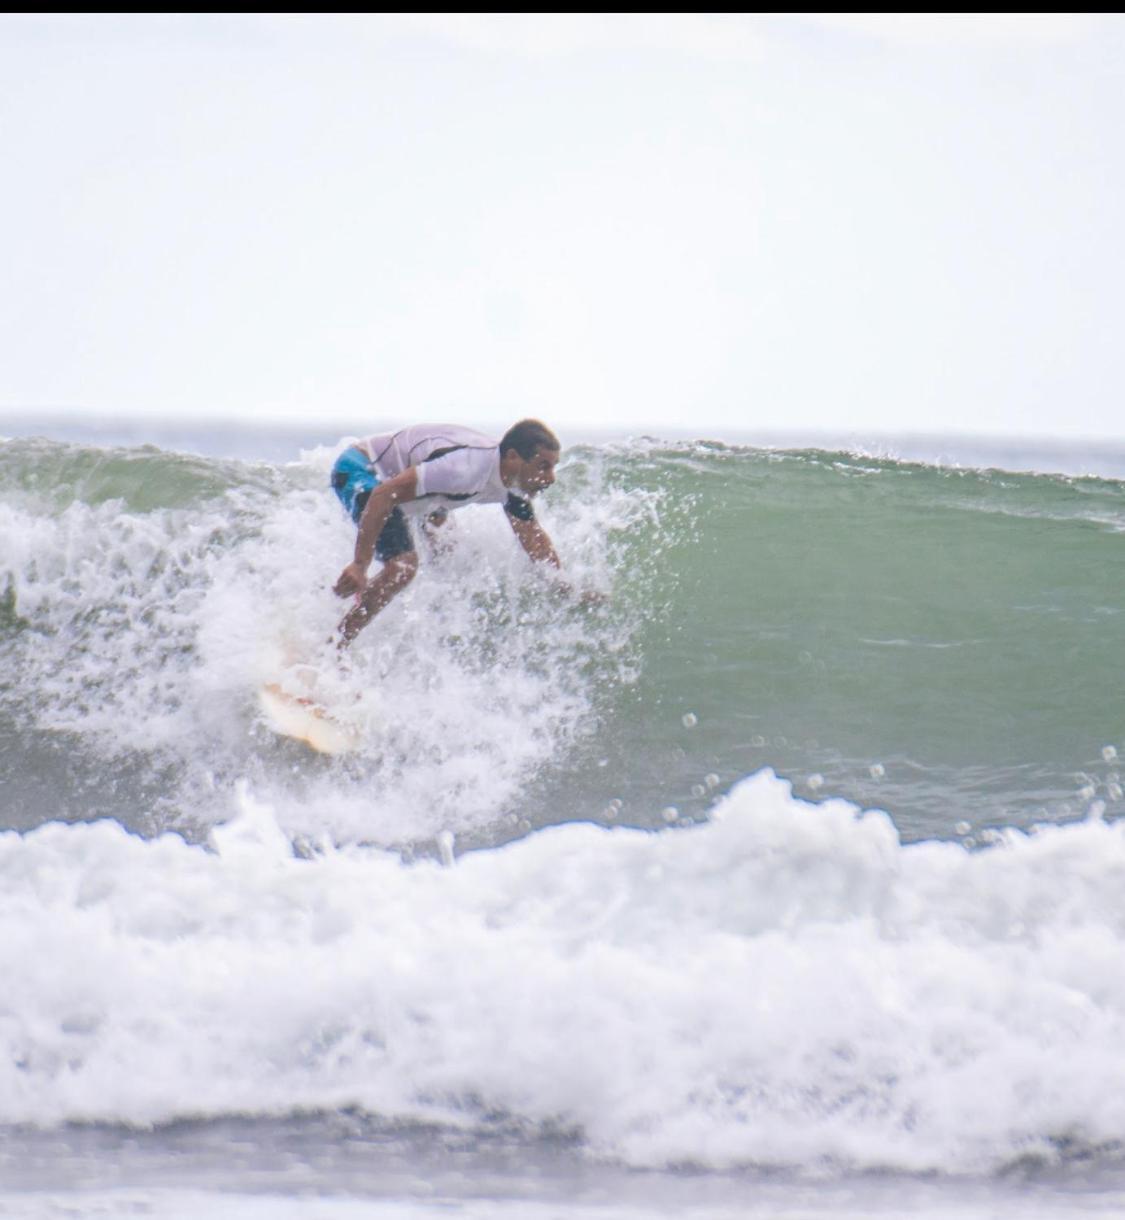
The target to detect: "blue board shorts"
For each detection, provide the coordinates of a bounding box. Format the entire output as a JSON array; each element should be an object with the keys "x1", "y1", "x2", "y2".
[{"x1": 330, "y1": 447, "x2": 414, "y2": 561}]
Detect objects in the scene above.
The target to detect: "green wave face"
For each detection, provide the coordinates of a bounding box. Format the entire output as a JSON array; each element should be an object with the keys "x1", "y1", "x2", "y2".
[
  {"x1": 562, "y1": 442, "x2": 1125, "y2": 837},
  {"x1": 0, "y1": 435, "x2": 297, "y2": 514}
]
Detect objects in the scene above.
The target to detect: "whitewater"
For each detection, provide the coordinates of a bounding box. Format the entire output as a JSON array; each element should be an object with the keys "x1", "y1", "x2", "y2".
[{"x1": 3, "y1": 422, "x2": 1125, "y2": 1218}]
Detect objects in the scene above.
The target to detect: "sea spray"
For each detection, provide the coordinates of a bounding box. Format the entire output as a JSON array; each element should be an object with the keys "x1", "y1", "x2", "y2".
[{"x1": 0, "y1": 436, "x2": 659, "y2": 842}]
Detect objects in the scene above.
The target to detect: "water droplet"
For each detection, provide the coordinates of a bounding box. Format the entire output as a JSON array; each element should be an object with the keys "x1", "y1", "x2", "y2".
[
  {"x1": 750, "y1": 735, "x2": 766, "y2": 748},
  {"x1": 691, "y1": 784, "x2": 705, "y2": 798},
  {"x1": 704, "y1": 773, "x2": 720, "y2": 789},
  {"x1": 807, "y1": 774, "x2": 824, "y2": 791},
  {"x1": 1104, "y1": 746, "x2": 1118, "y2": 762},
  {"x1": 1079, "y1": 785, "x2": 1097, "y2": 802},
  {"x1": 661, "y1": 806, "x2": 679, "y2": 823},
  {"x1": 682, "y1": 712, "x2": 698, "y2": 729},
  {"x1": 436, "y1": 830, "x2": 455, "y2": 868},
  {"x1": 869, "y1": 763, "x2": 885, "y2": 779},
  {"x1": 955, "y1": 821, "x2": 971, "y2": 836},
  {"x1": 1109, "y1": 784, "x2": 1123, "y2": 801}
]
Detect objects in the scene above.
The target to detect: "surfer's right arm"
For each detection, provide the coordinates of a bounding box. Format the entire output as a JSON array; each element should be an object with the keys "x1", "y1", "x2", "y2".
[{"x1": 333, "y1": 468, "x2": 419, "y2": 598}]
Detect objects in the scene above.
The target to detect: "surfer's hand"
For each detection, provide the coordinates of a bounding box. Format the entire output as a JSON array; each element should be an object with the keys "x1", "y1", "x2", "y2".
[{"x1": 333, "y1": 562, "x2": 367, "y2": 598}]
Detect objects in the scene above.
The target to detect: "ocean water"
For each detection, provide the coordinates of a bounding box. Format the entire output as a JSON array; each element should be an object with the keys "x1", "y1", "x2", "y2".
[{"x1": 4, "y1": 419, "x2": 1125, "y2": 1218}]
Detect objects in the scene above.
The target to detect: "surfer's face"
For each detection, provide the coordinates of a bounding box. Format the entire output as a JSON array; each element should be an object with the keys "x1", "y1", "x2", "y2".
[{"x1": 516, "y1": 447, "x2": 559, "y2": 496}]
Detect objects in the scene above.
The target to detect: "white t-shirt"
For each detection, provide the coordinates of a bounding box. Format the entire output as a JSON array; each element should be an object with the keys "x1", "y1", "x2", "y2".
[{"x1": 356, "y1": 425, "x2": 531, "y2": 517}]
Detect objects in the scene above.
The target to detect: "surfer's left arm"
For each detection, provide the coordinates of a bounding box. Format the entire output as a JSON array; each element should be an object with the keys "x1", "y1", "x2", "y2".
[
  {"x1": 506, "y1": 510, "x2": 605, "y2": 605},
  {"x1": 507, "y1": 513, "x2": 561, "y2": 569}
]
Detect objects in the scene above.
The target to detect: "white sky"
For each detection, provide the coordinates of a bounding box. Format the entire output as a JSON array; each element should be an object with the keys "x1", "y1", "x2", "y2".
[{"x1": 2, "y1": 13, "x2": 1124, "y2": 441}]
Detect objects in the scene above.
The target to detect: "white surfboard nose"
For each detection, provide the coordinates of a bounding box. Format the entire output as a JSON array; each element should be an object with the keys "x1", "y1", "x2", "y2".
[{"x1": 258, "y1": 683, "x2": 359, "y2": 755}]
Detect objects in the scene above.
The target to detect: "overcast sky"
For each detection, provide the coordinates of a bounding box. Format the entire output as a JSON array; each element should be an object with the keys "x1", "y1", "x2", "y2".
[{"x1": 2, "y1": 14, "x2": 1124, "y2": 441}]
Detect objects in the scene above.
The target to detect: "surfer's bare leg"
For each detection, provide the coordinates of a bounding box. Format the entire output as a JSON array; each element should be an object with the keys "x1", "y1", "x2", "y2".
[{"x1": 336, "y1": 552, "x2": 418, "y2": 647}]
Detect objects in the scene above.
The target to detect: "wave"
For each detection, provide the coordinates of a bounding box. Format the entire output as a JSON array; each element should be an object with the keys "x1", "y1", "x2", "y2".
[
  {"x1": 4, "y1": 771, "x2": 1125, "y2": 1176},
  {"x1": 3, "y1": 434, "x2": 1125, "y2": 845}
]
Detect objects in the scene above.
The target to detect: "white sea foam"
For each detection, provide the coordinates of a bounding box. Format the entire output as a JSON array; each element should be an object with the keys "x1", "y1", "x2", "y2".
[
  {"x1": 0, "y1": 449, "x2": 645, "y2": 841},
  {"x1": 4, "y1": 770, "x2": 1125, "y2": 1175}
]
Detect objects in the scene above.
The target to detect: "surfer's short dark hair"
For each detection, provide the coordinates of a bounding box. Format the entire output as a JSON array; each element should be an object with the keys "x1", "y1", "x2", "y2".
[{"x1": 500, "y1": 419, "x2": 560, "y2": 461}]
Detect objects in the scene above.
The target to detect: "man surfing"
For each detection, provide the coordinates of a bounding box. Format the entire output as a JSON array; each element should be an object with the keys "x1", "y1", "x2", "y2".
[{"x1": 330, "y1": 419, "x2": 565, "y2": 647}]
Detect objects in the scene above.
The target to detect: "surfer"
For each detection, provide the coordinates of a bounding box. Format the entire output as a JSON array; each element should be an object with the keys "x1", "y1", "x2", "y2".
[{"x1": 330, "y1": 420, "x2": 568, "y2": 646}]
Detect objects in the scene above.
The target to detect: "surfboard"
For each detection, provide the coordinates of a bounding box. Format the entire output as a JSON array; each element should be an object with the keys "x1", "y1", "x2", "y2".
[{"x1": 258, "y1": 682, "x2": 360, "y2": 755}]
